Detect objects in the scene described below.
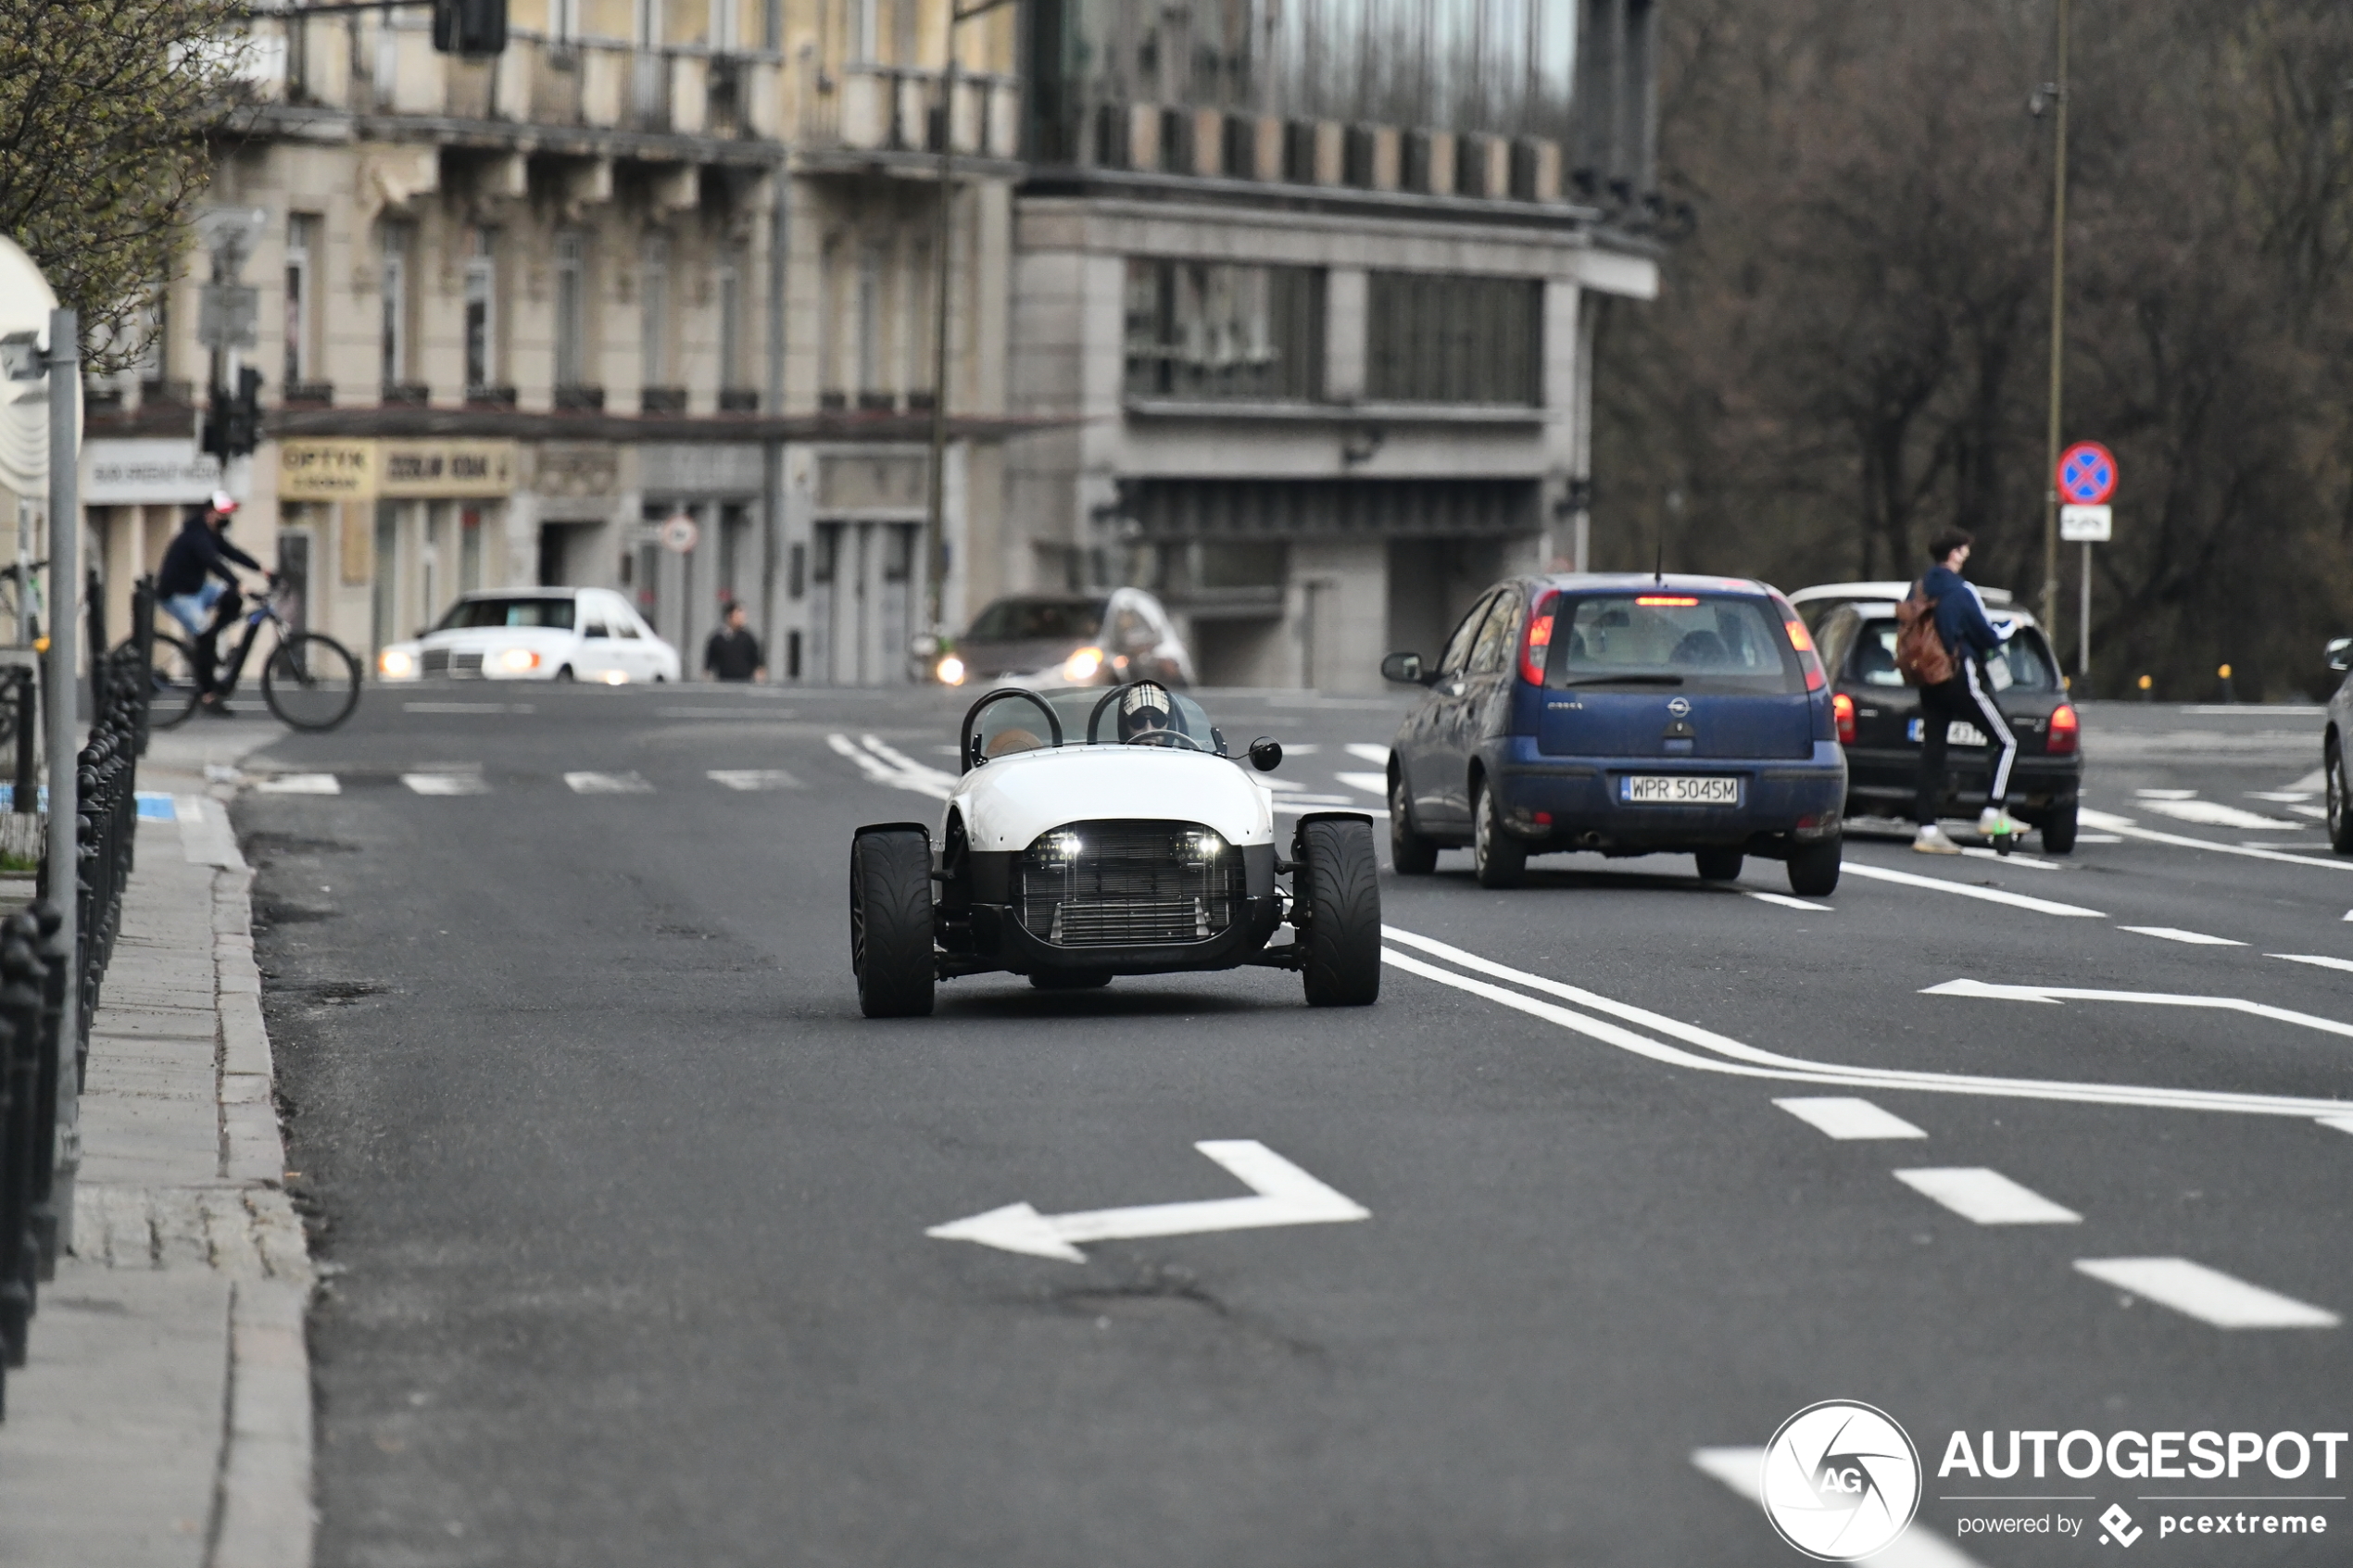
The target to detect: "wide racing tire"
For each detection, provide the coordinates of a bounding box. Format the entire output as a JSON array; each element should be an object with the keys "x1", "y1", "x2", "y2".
[
  {"x1": 1297, "y1": 816, "x2": 1381, "y2": 1008},
  {"x1": 1389, "y1": 771, "x2": 1439, "y2": 875},
  {"x1": 850, "y1": 828, "x2": 935, "y2": 1018},
  {"x1": 1786, "y1": 834, "x2": 1843, "y2": 898},
  {"x1": 1471, "y1": 780, "x2": 1528, "y2": 889}
]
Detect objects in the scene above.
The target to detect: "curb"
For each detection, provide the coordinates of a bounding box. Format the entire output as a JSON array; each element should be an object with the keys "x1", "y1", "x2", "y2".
[{"x1": 180, "y1": 795, "x2": 316, "y2": 1568}]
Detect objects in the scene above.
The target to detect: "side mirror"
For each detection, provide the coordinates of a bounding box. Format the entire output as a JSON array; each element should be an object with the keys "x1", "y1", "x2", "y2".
[
  {"x1": 1381, "y1": 651, "x2": 1425, "y2": 684},
  {"x1": 2327, "y1": 636, "x2": 2352, "y2": 673},
  {"x1": 909, "y1": 632, "x2": 940, "y2": 659},
  {"x1": 1248, "y1": 737, "x2": 1283, "y2": 772}
]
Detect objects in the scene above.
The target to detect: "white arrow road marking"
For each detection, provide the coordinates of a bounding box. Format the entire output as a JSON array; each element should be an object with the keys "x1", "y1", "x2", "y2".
[
  {"x1": 1841, "y1": 861, "x2": 2106, "y2": 917},
  {"x1": 1922, "y1": 978, "x2": 2353, "y2": 1042},
  {"x1": 1776, "y1": 1098, "x2": 1926, "y2": 1139},
  {"x1": 1334, "y1": 771, "x2": 1390, "y2": 796},
  {"x1": 1745, "y1": 891, "x2": 1833, "y2": 910},
  {"x1": 2119, "y1": 925, "x2": 2246, "y2": 946},
  {"x1": 254, "y1": 772, "x2": 341, "y2": 795},
  {"x1": 1690, "y1": 1449, "x2": 1989, "y2": 1567},
  {"x1": 2079, "y1": 809, "x2": 2353, "y2": 872},
  {"x1": 2137, "y1": 797, "x2": 2306, "y2": 830},
  {"x1": 925, "y1": 1140, "x2": 1369, "y2": 1262},
  {"x1": 2074, "y1": 1258, "x2": 2339, "y2": 1329},
  {"x1": 2273, "y1": 953, "x2": 2353, "y2": 974},
  {"x1": 1378, "y1": 925, "x2": 2353, "y2": 1120},
  {"x1": 1895, "y1": 1168, "x2": 2082, "y2": 1224}
]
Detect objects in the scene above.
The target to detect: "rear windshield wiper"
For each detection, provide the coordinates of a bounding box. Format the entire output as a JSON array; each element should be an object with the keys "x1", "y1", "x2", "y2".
[{"x1": 1558, "y1": 673, "x2": 1685, "y2": 687}]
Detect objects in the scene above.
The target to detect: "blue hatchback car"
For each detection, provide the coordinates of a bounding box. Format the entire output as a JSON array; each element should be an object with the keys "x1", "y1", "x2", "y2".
[{"x1": 1380, "y1": 573, "x2": 1848, "y2": 895}]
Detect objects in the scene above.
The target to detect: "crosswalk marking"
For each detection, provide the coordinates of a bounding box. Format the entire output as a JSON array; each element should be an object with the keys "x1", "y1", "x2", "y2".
[
  {"x1": 1894, "y1": 1167, "x2": 2081, "y2": 1224},
  {"x1": 401, "y1": 772, "x2": 487, "y2": 796},
  {"x1": 1333, "y1": 771, "x2": 1389, "y2": 797},
  {"x1": 253, "y1": 773, "x2": 340, "y2": 795},
  {"x1": 2271, "y1": 952, "x2": 2353, "y2": 973},
  {"x1": 403, "y1": 700, "x2": 533, "y2": 714},
  {"x1": 2120, "y1": 925, "x2": 2245, "y2": 947},
  {"x1": 1344, "y1": 744, "x2": 1391, "y2": 764},
  {"x1": 1775, "y1": 1097, "x2": 1925, "y2": 1139},
  {"x1": 2074, "y1": 1257, "x2": 2338, "y2": 1328},
  {"x1": 564, "y1": 771, "x2": 654, "y2": 795},
  {"x1": 1690, "y1": 1449, "x2": 1987, "y2": 1567},
  {"x1": 707, "y1": 769, "x2": 801, "y2": 791},
  {"x1": 1843, "y1": 860, "x2": 2106, "y2": 917}
]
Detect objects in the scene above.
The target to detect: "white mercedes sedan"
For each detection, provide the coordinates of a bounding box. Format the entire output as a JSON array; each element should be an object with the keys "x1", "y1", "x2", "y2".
[{"x1": 374, "y1": 589, "x2": 683, "y2": 685}]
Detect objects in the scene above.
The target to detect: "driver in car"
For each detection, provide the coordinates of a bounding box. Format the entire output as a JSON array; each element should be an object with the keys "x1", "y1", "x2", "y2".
[{"x1": 1118, "y1": 684, "x2": 1178, "y2": 744}]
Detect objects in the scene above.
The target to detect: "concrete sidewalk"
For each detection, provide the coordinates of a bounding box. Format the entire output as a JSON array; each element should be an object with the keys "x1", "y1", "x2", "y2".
[{"x1": 0, "y1": 725, "x2": 311, "y2": 1568}]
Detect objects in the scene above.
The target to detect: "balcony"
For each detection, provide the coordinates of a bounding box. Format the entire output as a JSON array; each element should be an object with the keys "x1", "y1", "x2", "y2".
[
  {"x1": 240, "y1": 18, "x2": 785, "y2": 146},
  {"x1": 799, "y1": 63, "x2": 1019, "y2": 162}
]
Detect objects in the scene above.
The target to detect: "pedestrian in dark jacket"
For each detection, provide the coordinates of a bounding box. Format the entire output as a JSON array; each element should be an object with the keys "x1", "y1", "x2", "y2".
[
  {"x1": 157, "y1": 494, "x2": 268, "y2": 714},
  {"x1": 702, "y1": 603, "x2": 765, "y2": 682},
  {"x1": 1912, "y1": 529, "x2": 2020, "y2": 853}
]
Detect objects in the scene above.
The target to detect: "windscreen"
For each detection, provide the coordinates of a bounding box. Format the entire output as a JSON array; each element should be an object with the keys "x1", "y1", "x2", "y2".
[
  {"x1": 963, "y1": 598, "x2": 1107, "y2": 643},
  {"x1": 435, "y1": 597, "x2": 577, "y2": 632},
  {"x1": 1547, "y1": 595, "x2": 1804, "y2": 692},
  {"x1": 1848, "y1": 620, "x2": 2059, "y2": 691},
  {"x1": 967, "y1": 685, "x2": 1221, "y2": 763}
]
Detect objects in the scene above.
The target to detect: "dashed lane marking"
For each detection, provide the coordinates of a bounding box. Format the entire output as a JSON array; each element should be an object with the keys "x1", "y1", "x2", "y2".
[
  {"x1": 400, "y1": 772, "x2": 486, "y2": 796},
  {"x1": 1334, "y1": 771, "x2": 1390, "y2": 796},
  {"x1": 1743, "y1": 891, "x2": 1832, "y2": 910},
  {"x1": 1922, "y1": 977, "x2": 2353, "y2": 1042},
  {"x1": 2135, "y1": 788, "x2": 2197, "y2": 800},
  {"x1": 707, "y1": 769, "x2": 801, "y2": 791},
  {"x1": 2321, "y1": 1116, "x2": 2353, "y2": 1135},
  {"x1": 1957, "y1": 847, "x2": 2060, "y2": 868},
  {"x1": 1895, "y1": 1167, "x2": 2082, "y2": 1224},
  {"x1": 2073, "y1": 1258, "x2": 2338, "y2": 1329},
  {"x1": 1774, "y1": 1098, "x2": 1926, "y2": 1139},
  {"x1": 2078, "y1": 809, "x2": 2353, "y2": 872},
  {"x1": 402, "y1": 701, "x2": 534, "y2": 714},
  {"x1": 2119, "y1": 925, "x2": 2246, "y2": 947},
  {"x1": 253, "y1": 773, "x2": 340, "y2": 795},
  {"x1": 564, "y1": 771, "x2": 654, "y2": 795},
  {"x1": 1344, "y1": 744, "x2": 1392, "y2": 765},
  {"x1": 1841, "y1": 861, "x2": 2106, "y2": 917},
  {"x1": 661, "y1": 707, "x2": 798, "y2": 719},
  {"x1": 2249, "y1": 791, "x2": 2315, "y2": 803},
  {"x1": 2271, "y1": 953, "x2": 2353, "y2": 973},
  {"x1": 1689, "y1": 1449, "x2": 1988, "y2": 1567}
]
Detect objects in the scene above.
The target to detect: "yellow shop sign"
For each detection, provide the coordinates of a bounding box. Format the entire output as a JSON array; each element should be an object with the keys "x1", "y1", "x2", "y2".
[{"x1": 279, "y1": 439, "x2": 518, "y2": 500}]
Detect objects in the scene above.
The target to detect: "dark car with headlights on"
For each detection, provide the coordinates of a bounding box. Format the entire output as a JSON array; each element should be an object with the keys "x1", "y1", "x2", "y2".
[
  {"x1": 933, "y1": 589, "x2": 1193, "y2": 688},
  {"x1": 1811, "y1": 595, "x2": 2082, "y2": 851},
  {"x1": 1380, "y1": 574, "x2": 1848, "y2": 896}
]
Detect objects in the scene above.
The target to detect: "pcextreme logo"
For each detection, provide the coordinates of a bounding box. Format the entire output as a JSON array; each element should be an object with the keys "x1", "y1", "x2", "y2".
[{"x1": 1761, "y1": 1400, "x2": 1924, "y2": 1561}]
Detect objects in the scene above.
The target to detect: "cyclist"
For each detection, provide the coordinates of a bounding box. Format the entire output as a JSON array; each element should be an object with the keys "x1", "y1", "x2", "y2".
[{"x1": 157, "y1": 493, "x2": 271, "y2": 717}]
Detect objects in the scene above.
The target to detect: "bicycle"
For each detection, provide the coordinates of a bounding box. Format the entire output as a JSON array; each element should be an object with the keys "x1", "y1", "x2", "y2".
[{"x1": 148, "y1": 583, "x2": 362, "y2": 732}]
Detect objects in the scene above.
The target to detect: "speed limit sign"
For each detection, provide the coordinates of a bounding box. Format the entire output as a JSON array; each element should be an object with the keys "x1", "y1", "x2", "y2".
[{"x1": 659, "y1": 511, "x2": 699, "y2": 553}]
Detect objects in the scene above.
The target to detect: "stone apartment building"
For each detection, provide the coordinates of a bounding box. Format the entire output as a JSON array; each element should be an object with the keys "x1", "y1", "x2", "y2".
[
  {"x1": 82, "y1": 0, "x2": 1661, "y2": 690},
  {"x1": 86, "y1": 0, "x2": 1021, "y2": 683}
]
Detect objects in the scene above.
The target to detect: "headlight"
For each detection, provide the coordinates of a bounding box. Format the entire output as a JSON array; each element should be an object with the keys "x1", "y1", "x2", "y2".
[
  {"x1": 1184, "y1": 829, "x2": 1225, "y2": 860},
  {"x1": 936, "y1": 654, "x2": 966, "y2": 685},
  {"x1": 1041, "y1": 830, "x2": 1083, "y2": 861},
  {"x1": 1063, "y1": 646, "x2": 1105, "y2": 682},
  {"x1": 378, "y1": 648, "x2": 416, "y2": 678},
  {"x1": 600, "y1": 670, "x2": 629, "y2": 685},
  {"x1": 497, "y1": 646, "x2": 541, "y2": 672}
]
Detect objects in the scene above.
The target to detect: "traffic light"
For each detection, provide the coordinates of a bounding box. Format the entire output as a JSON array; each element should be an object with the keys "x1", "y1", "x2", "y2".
[
  {"x1": 433, "y1": 0, "x2": 507, "y2": 56},
  {"x1": 201, "y1": 367, "x2": 264, "y2": 462}
]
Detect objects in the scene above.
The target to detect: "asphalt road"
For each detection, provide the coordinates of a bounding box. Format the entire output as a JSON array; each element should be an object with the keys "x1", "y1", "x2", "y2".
[{"x1": 232, "y1": 685, "x2": 2353, "y2": 1567}]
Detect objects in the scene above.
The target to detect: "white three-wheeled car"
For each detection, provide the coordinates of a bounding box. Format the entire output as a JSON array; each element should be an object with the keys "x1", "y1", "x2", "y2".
[{"x1": 849, "y1": 683, "x2": 1381, "y2": 1017}]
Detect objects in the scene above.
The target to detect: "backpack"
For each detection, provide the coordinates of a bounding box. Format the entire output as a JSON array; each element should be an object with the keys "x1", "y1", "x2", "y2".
[{"x1": 1894, "y1": 583, "x2": 1955, "y2": 687}]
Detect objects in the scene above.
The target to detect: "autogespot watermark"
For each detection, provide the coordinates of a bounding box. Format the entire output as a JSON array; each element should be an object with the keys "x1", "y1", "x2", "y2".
[{"x1": 1754, "y1": 1407, "x2": 2347, "y2": 1557}]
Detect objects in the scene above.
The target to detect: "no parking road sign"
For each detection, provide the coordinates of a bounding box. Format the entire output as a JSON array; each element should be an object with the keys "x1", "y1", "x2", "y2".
[{"x1": 2057, "y1": 441, "x2": 2118, "y2": 506}]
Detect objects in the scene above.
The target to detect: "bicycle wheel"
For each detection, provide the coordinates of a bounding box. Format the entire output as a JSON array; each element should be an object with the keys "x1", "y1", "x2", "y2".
[
  {"x1": 145, "y1": 633, "x2": 204, "y2": 730},
  {"x1": 261, "y1": 632, "x2": 362, "y2": 731}
]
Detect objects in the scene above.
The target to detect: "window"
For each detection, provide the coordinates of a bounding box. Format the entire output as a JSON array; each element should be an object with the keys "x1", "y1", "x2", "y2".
[
  {"x1": 640, "y1": 232, "x2": 670, "y2": 385},
  {"x1": 1124, "y1": 260, "x2": 1324, "y2": 402},
  {"x1": 463, "y1": 227, "x2": 497, "y2": 390},
  {"x1": 1366, "y1": 272, "x2": 1542, "y2": 405},
  {"x1": 818, "y1": 232, "x2": 844, "y2": 404},
  {"x1": 856, "y1": 240, "x2": 885, "y2": 397},
  {"x1": 717, "y1": 245, "x2": 744, "y2": 388},
  {"x1": 284, "y1": 214, "x2": 319, "y2": 386},
  {"x1": 848, "y1": 0, "x2": 875, "y2": 62},
  {"x1": 434, "y1": 596, "x2": 577, "y2": 630},
  {"x1": 905, "y1": 238, "x2": 933, "y2": 398},
  {"x1": 1438, "y1": 593, "x2": 1500, "y2": 676},
  {"x1": 459, "y1": 508, "x2": 484, "y2": 591},
  {"x1": 711, "y1": 0, "x2": 737, "y2": 51},
  {"x1": 379, "y1": 221, "x2": 413, "y2": 387},
  {"x1": 550, "y1": 0, "x2": 580, "y2": 41},
  {"x1": 554, "y1": 231, "x2": 587, "y2": 387},
  {"x1": 1468, "y1": 594, "x2": 1523, "y2": 675},
  {"x1": 1551, "y1": 596, "x2": 1805, "y2": 694}
]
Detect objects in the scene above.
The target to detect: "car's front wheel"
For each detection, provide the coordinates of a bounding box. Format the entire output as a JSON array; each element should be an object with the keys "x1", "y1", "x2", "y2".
[
  {"x1": 1390, "y1": 771, "x2": 1439, "y2": 875},
  {"x1": 1787, "y1": 835, "x2": 1843, "y2": 897},
  {"x1": 850, "y1": 827, "x2": 935, "y2": 1017},
  {"x1": 1297, "y1": 817, "x2": 1380, "y2": 1007},
  {"x1": 1471, "y1": 780, "x2": 1528, "y2": 889},
  {"x1": 2328, "y1": 738, "x2": 2353, "y2": 855}
]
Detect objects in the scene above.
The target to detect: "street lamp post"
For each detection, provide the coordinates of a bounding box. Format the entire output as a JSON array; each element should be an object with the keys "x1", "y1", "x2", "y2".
[
  {"x1": 2038, "y1": 0, "x2": 2071, "y2": 658},
  {"x1": 924, "y1": 0, "x2": 1018, "y2": 659}
]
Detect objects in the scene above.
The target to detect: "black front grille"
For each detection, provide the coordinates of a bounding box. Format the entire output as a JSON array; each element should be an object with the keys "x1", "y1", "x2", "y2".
[
  {"x1": 450, "y1": 651, "x2": 484, "y2": 675},
  {"x1": 421, "y1": 648, "x2": 449, "y2": 674},
  {"x1": 1016, "y1": 821, "x2": 1246, "y2": 947}
]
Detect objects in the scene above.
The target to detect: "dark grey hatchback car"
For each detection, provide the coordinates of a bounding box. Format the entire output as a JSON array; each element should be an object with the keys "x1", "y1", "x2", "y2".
[{"x1": 1381, "y1": 573, "x2": 1849, "y2": 896}]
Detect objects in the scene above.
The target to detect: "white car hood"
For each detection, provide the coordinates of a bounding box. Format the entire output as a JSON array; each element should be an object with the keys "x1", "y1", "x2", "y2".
[
  {"x1": 422, "y1": 627, "x2": 576, "y2": 650},
  {"x1": 951, "y1": 746, "x2": 1277, "y2": 850}
]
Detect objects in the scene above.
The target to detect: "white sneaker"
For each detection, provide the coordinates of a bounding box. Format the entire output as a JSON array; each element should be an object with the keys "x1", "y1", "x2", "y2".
[
  {"x1": 1913, "y1": 824, "x2": 1962, "y2": 855},
  {"x1": 1977, "y1": 807, "x2": 2024, "y2": 837}
]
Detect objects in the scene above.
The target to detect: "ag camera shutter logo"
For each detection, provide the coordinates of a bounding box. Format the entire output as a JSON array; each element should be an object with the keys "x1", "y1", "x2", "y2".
[{"x1": 1761, "y1": 1400, "x2": 1923, "y2": 1561}]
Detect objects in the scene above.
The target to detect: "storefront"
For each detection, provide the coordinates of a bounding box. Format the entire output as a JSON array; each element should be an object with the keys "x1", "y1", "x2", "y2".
[
  {"x1": 81, "y1": 438, "x2": 225, "y2": 646},
  {"x1": 277, "y1": 438, "x2": 518, "y2": 655}
]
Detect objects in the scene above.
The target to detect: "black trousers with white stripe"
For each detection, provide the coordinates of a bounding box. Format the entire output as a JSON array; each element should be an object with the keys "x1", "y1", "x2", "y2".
[{"x1": 1915, "y1": 659, "x2": 2019, "y2": 823}]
